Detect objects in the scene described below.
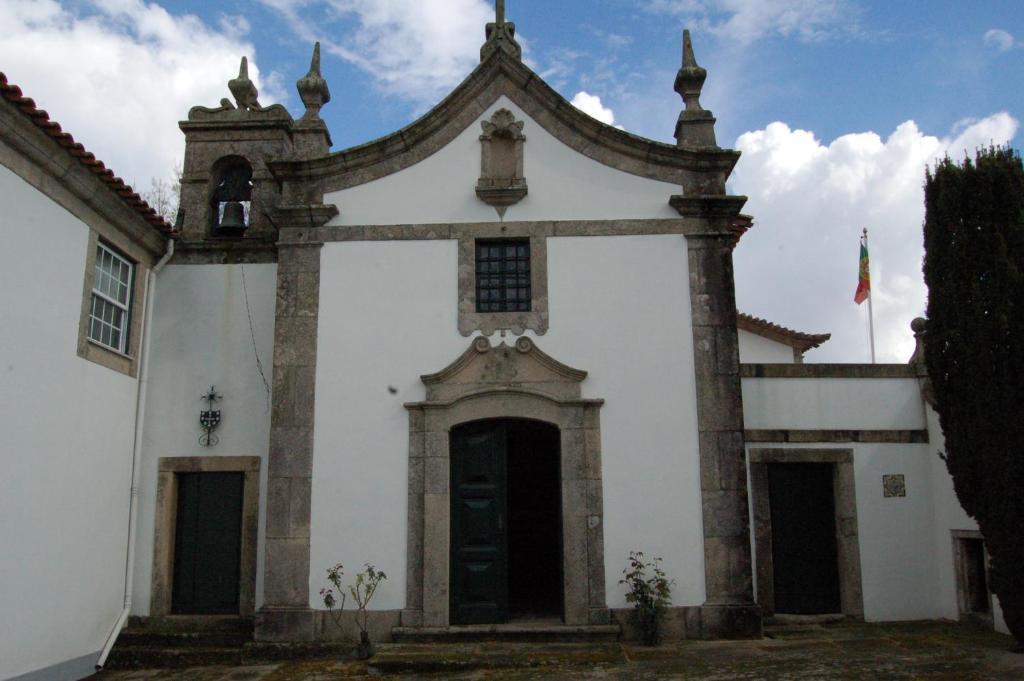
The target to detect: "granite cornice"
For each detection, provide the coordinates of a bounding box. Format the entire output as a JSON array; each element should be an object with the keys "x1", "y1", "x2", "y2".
[
  {"x1": 0, "y1": 106, "x2": 167, "y2": 258},
  {"x1": 297, "y1": 218, "x2": 721, "y2": 243},
  {"x1": 267, "y1": 51, "x2": 742, "y2": 193}
]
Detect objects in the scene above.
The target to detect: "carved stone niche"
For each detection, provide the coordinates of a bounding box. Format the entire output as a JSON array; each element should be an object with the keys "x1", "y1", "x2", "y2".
[{"x1": 476, "y1": 108, "x2": 527, "y2": 215}]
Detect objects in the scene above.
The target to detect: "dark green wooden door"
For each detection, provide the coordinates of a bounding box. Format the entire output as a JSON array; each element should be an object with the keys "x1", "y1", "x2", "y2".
[
  {"x1": 172, "y1": 472, "x2": 244, "y2": 614},
  {"x1": 450, "y1": 421, "x2": 508, "y2": 624}
]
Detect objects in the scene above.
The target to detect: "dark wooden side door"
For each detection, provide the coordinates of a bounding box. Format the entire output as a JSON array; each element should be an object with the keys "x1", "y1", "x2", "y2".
[
  {"x1": 450, "y1": 420, "x2": 508, "y2": 624},
  {"x1": 172, "y1": 472, "x2": 244, "y2": 614},
  {"x1": 768, "y1": 463, "x2": 841, "y2": 614}
]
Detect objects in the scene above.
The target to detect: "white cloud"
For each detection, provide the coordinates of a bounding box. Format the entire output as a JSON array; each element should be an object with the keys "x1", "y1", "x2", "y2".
[
  {"x1": 258, "y1": 0, "x2": 493, "y2": 105},
  {"x1": 983, "y1": 28, "x2": 1016, "y2": 52},
  {"x1": 570, "y1": 91, "x2": 623, "y2": 128},
  {"x1": 646, "y1": 0, "x2": 856, "y2": 44},
  {"x1": 731, "y1": 113, "x2": 1018, "y2": 362},
  {"x1": 0, "y1": 0, "x2": 283, "y2": 188}
]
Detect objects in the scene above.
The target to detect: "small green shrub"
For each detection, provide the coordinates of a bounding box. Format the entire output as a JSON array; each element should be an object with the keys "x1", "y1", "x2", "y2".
[
  {"x1": 320, "y1": 562, "x2": 387, "y2": 659},
  {"x1": 620, "y1": 551, "x2": 673, "y2": 645}
]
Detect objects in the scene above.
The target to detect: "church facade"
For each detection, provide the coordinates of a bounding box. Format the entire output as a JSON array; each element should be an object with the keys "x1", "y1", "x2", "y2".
[{"x1": 0, "y1": 9, "x2": 1008, "y2": 681}]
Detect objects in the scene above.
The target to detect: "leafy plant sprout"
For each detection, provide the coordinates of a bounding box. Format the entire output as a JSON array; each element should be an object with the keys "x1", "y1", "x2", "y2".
[
  {"x1": 320, "y1": 562, "x2": 387, "y2": 659},
  {"x1": 620, "y1": 551, "x2": 674, "y2": 645}
]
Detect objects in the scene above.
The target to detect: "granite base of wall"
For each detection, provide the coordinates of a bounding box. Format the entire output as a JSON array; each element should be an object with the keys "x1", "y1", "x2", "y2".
[
  {"x1": 612, "y1": 604, "x2": 762, "y2": 641},
  {"x1": 255, "y1": 607, "x2": 316, "y2": 642},
  {"x1": 314, "y1": 609, "x2": 403, "y2": 643}
]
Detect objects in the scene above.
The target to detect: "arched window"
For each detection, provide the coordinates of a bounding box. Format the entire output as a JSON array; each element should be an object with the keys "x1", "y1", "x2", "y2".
[{"x1": 210, "y1": 159, "x2": 253, "y2": 237}]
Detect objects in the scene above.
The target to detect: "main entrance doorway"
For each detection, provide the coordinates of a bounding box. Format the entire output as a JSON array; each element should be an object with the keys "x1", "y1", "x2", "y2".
[
  {"x1": 768, "y1": 463, "x2": 842, "y2": 614},
  {"x1": 171, "y1": 472, "x2": 244, "y2": 615},
  {"x1": 450, "y1": 418, "x2": 563, "y2": 624}
]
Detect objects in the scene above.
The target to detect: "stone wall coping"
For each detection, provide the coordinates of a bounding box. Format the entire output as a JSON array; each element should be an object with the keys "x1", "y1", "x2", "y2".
[
  {"x1": 740, "y1": 363, "x2": 919, "y2": 379},
  {"x1": 745, "y1": 429, "x2": 929, "y2": 444},
  {"x1": 268, "y1": 50, "x2": 741, "y2": 192}
]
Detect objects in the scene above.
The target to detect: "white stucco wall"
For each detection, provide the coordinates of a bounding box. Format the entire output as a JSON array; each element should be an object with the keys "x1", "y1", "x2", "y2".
[
  {"x1": 741, "y1": 376, "x2": 926, "y2": 431},
  {"x1": 0, "y1": 164, "x2": 137, "y2": 679},
  {"x1": 737, "y1": 329, "x2": 795, "y2": 364},
  {"x1": 323, "y1": 96, "x2": 680, "y2": 226},
  {"x1": 132, "y1": 263, "x2": 277, "y2": 615},
  {"x1": 311, "y1": 234, "x2": 706, "y2": 611}
]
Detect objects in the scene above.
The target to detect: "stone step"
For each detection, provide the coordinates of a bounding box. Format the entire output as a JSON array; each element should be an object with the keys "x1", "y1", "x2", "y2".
[
  {"x1": 391, "y1": 623, "x2": 621, "y2": 644},
  {"x1": 125, "y1": 615, "x2": 254, "y2": 633},
  {"x1": 115, "y1": 629, "x2": 252, "y2": 648},
  {"x1": 103, "y1": 645, "x2": 243, "y2": 669},
  {"x1": 369, "y1": 641, "x2": 628, "y2": 675}
]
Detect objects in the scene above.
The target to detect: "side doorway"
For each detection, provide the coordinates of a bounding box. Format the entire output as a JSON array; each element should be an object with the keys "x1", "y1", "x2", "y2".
[
  {"x1": 449, "y1": 418, "x2": 562, "y2": 625},
  {"x1": 750, "y1": 448, "x2": 864, "y2": 619},
  {"x1": 151, "y1": 457, "x2": 261, "y2": 617}
]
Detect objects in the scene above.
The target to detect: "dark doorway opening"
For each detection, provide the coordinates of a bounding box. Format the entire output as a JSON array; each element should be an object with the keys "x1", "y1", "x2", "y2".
[
  {"x1": 507, "y1": 420, "x2": 562, "y2": 620},
  {"x1": 450, "y1": 418, "x2": 562, "y2": 624},
  {"x1": 768, "y1": 463, "x2": 841, "y2": 615},
  {"x1": 172, "y1": 472, "x2": 244, "y2": 614},
  {"x1": 956, "y1": 536, "x2": 990, "y2": 616}
]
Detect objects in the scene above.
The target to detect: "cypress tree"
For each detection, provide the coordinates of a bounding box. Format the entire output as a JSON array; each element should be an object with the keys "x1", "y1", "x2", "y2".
[{"x1": 923, "y1": 146, "x2": 1024, "y2": 647}]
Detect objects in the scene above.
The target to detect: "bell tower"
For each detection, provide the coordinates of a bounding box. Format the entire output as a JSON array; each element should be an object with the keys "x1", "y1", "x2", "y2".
[{"x1": 176, "y1": 47, "x2": 331, "y2": 261}]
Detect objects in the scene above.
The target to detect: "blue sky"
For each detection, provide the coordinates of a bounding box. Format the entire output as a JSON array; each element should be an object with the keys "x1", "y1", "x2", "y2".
[{"x1": 1, "y1": 0, "x2": 1021, "y2": 361}]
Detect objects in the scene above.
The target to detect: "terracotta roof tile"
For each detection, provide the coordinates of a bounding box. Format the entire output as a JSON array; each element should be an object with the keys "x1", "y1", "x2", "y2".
[
  {"x1": 0, "y1": 72, "x2": 173, "y2": 235},
  {"x1": 737, "y1": 312, "x2": 831, "y2": 353}
]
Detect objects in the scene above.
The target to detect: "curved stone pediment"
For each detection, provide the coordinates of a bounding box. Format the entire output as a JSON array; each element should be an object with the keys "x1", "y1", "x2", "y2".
[
  {"x1": 420, "y1": 336, "x2": 587, "y2": 403},
  {"x1": 268, "y1": 50, "x2": 740, "y2": 196}
]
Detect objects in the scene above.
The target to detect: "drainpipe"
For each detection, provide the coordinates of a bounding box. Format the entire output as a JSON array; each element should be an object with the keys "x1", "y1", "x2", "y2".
[{"x1": 96, "y1": 238, "x2": 174, "y2": 670}]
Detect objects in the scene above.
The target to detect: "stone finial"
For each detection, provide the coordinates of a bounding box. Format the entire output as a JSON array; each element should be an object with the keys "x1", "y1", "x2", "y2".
[
  {"x1": 296, "y1": 42, "x2": 331, "y2": 120},
  {"x1": 909, "y1": 317, "x2": 927, "y2": 366},
  {"x1": 229, "y1": 56, "x2": 262, "y2": 111},
  {"x1": 481, "y1": 0, "x2": 522, "y2": 61},
  {"x1": 673, "y1": 30, "x2": 717, "y2": 148},
  {"x1": 909, "y1": 317, "x2": 937, "y2": 406}
]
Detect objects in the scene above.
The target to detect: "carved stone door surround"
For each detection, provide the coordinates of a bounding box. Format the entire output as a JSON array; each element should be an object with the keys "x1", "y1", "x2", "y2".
[{"x1": 403, "y1": 336, "x2": 608, "y2": 627}]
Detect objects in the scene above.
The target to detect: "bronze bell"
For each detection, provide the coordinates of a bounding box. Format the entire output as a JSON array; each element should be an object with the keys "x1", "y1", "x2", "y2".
[{"x1": 219, "y1": 201, "x2": 247, "y2": 230}]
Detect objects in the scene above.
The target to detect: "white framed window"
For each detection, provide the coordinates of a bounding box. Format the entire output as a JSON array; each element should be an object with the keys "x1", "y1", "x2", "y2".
[{"x1": 88, "y1": 242, "x2": 134, "y2": 353}]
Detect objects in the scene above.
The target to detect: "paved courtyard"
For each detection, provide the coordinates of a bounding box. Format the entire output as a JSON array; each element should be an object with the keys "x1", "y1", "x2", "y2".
[{"x1": 95, "y1": 621, "x2": 1023, "y2": 680}]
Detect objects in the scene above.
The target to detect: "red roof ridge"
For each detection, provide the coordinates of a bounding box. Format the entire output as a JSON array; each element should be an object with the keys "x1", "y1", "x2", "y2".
[
  {"x1": 0, "y1": 72, "x2": 173, "y2": 236},
  {"x1": 737, "y1": 311, "x2": 831, "y2": 352}
]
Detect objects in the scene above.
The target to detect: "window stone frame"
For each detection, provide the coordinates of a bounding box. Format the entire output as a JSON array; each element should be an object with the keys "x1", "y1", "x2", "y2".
[
  {"x1": 456, "y1": 222, "x2": 548, "y2": 336},
  {"x1": 77, "y1": 230, "x2": 149, "y2": 377}
]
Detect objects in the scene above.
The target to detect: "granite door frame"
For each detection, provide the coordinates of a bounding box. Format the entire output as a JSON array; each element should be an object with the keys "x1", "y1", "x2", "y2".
[
  {"x1": 403, "y1": 338, "x2": 606, "y2": 628},
  {"x1": 749, "y1": 448, "x2": 863, "y2": 619},
  {"x1": 150, "y1": 456, "x2": 262, "y2": 617}
]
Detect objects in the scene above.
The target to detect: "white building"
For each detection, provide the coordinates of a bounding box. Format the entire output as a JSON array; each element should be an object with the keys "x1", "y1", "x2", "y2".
[{"x1": 0, "y1": 11, "x2": 1008, "y2": 681}]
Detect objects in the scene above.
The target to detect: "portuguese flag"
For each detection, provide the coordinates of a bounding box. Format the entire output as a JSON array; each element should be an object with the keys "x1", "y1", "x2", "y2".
[{"x1": 854, "y1": 238, "x2": 870, "y2": 304}]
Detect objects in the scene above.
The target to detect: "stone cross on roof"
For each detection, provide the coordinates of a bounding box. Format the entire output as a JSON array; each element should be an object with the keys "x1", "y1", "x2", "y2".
[{"x1": 481, "y1": 0, "x2": 521, "y2": 61}]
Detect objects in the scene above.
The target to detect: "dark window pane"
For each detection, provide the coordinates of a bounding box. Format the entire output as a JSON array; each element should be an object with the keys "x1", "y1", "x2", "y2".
[{"x1": 475, "y1": 239, "x2": 531, "y2": 313}]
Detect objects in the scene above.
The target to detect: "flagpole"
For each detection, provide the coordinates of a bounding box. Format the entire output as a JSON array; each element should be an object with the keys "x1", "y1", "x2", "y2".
[{"x1": 864, "y1": 228, "x2": 876, "y2": 364}]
